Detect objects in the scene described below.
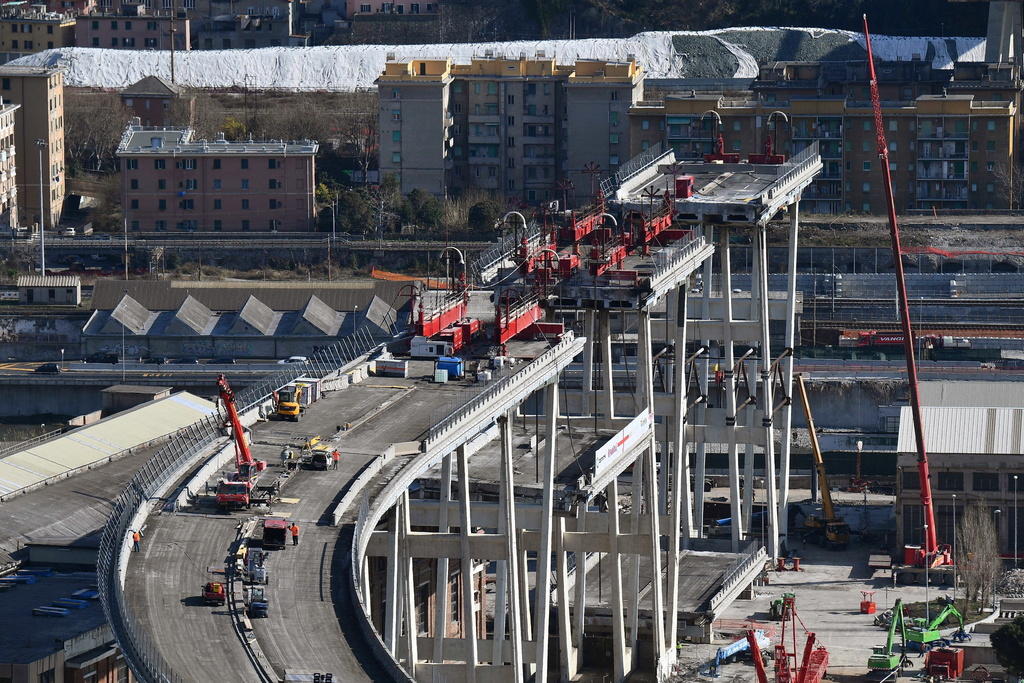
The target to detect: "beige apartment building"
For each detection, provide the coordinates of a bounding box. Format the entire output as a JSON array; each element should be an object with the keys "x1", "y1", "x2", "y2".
[
  {"x1": 0, "y1": 64, "x2": 64, "y2": 230},
  {"x1": 0, "y1": 9, "x2": 75, "y2": 64},
  {"x1": 377, "y1": 56, "x2": 642, "y2": 204},
  {"x1": 0, "y1": 98, "x2": 18, "y2": 230},
  {"x1": 116, "y1": 119, "x2": 318, "y2": 232}
]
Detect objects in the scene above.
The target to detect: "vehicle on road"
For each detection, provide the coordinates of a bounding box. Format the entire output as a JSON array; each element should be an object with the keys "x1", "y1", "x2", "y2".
[
  {"x1": 207, "y1": 357, "x2": 236, "y2": 365},
  {"x1": 171, "y1": 357, "x2": 200, "y2": 365},
  {"x1": 34, "y1": 363, "x2": 61, "y2": 374},
  {"x1": 274, "y1": 383, "x2": 305, "y2": 422},
  {"x1": 85, "y1": 352, "x2": 119, "y2": 364},
  {"x1": 201, "y1": 582, "x2": 225, "y2": 606},
  {"x1": 146, "y1": 356, "x2": 168, "y2": 365},
  {"x1": 60, "y1": 227, "x2": 76, "y2": 237},
  {"x1": 278, "y1": 356, "x2": 308, "y2": 364},
  {"x1": 261, "y1": 518, "x2": 290, "y2": 550}
]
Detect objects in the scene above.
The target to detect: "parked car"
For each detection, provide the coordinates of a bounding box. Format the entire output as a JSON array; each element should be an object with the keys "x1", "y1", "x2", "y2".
[
  {"x1": 172, "y1": 357, "x2": 200, "y2": 365},
  {"x1": 85, "y1": 352, "x2": 119, "y2": 364},
  {"x1": 34, "y1": 362, "x2": 61, "y2": 374},
  {"x1": 146, "y1": 356, "x2": 168, "y2": 365},
  {"x1": 60, "y1": 227, "x2": 76, "y2": 237},
  {"x1": 277, "y1": 356, "x2": 308, "y2": 364},
  {"x1": 207, "y1": 357, "x2": 236, "y2": 365}
]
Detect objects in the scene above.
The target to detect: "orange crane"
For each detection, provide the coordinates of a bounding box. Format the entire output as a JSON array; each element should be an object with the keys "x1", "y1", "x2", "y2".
[
  {"x1": 863, "y1": 15, "x2": 951, "y2": 570},
  {"x1": 215, "y1": 374, "x2": 267, "y2": 509}
]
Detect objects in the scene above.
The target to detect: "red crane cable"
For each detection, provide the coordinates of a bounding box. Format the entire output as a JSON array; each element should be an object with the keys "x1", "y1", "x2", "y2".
[{"x1": 864, "y1": 15, "x2": 939, "y2": 554}]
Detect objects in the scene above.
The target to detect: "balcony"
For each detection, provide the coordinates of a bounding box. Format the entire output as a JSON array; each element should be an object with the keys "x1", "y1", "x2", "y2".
[
  {"x1": 916, "y1": 173, "x2": 967, "y2": 181},
  {"x1": 467, "y1": 131, "x2": 499, "y2": 144},
  {"x1": 468, "y1": 113, "x2": 500, "y2": 124},
  {"x1": 522, "y1": 155, "x2": 556, "y2": 165},
  {"x1": 467, "y1": 155, "x2": 500, "y2": 165},
  {"x1": 521, "y1": 135, "x2": 554, "y2": 144}
]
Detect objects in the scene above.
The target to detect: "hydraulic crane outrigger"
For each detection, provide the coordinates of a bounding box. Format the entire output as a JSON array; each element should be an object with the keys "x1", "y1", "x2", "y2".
[{"x1": 863, "y1": 15, "x2": 951, "y2": 570}]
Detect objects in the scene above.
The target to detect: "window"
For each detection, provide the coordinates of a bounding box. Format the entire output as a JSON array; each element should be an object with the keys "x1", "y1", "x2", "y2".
[
  {"x1": 213, "y1": 158, "x2": 221, "y2": 169},
  {"x1": 862, "y1": 202, "x2": 870, "y2": 212},
  {"x1": 862, "y1": 140, "x2": 870, "y2": 152},
  {"x1": 127, "y1": 179, "x2": 139, "y2": 192},
  {"x1": 888, "y1": 119, "x2": 897, "y2": 132},
  {"x1": 126, "y1": 159, "x2": 138, "y2": 170},
  {"x1": 392, "y1": 130, "x2": 401, "y2": 143},
  {"x1": 241, "y1": 159, "x2": 248, "y2": 169},
  {"x1": 213, "y1": 219, "x2": 222, "y2": 230},
  {"x1": 91, "y1": 19, "x2": 98, "y2": 29},
  {"x1": 269, "y1": 199, "x2": 280, "y2": 209},
  {"x1": 212, "y1": 179, "x2": 221, "y2": 190},
  {"x1": 130, "y1": 220, "x2": 139, "y2": 230},
  {"x1": 987, "y1": 120, "x2": 996, "y2": 131},
  {"x1": 507, "y1": 94, "x2": 514, "y2": 105},
  {"x1": 11, "y1": 41, "x2": 18, "y2": 49},
  {"x1": 1, "y1": 78, "x2": 9, "y2": 90},
  {"x1": 38, "y1": 668, "x2": 55, "y2": 683},
  {"x1": 178, "y1": 199, "x2": 194, "y2": 209},
  {"x1": 241, "y1": 199, "x2": 250, "y2": 209},
  {"x1": 863, "y1": 161, "x2": 871, "y2": 171},
  {"x1": 158, "y1": 199, "x2": 166, "y2": 210},
  {"x1": 392, "y1": 152, "x2": 401, "y2": 163},
  {"x1": 452, "y1": 81, "x2": 463, "y2": 93},
  {"x1": 157, "y1": 179, "x2": 166, "y2": 190},
  {"x1": 147, "y1": 21, "x2": 157, "y2": 30},
  {"x1": 986, "y1": 140, "x2": 996, "y2": 152},
  {"x1": 155, "y1": 220, "x2": 166, "y2": 230},
  {"x1": 609, "y1": 111, "x2": 619, "y2": 127},
  {"x1": 184, "y1": 179, "x2": 197, "y2": 190},
  {"x1": 609, "y1": 155, "x2": 620, "y2": 165},
  {"x1": 111, "y1": 20, "x2": 118, "y2": 29},
  {"x1": 862, "y1": 182, "x2": 871, "y2": 192},
  {"x1": 889, "y1": 142, "x2": 897, "y2": 152},
  {"x1": 609, "y1": 133, "x2": 619, "y2": 144},
  {"x1": 268, "y1": 158, "x2": 278, "y2": 169},
  {"x1": 487, "y1": 81, "x2": 497, "y2": 95},
  {"x1": 973, "y1": 472, "x2": 1000, "y2": 492},
  {"x1": 129, "y1": 199, "x2": 138, "y2": 209},
  {"x1": 177, "y1": 158, "x2": 196, "y2": 170},
  {"x1": 154, "y1": 159, "x2": 165, "y2": 170},
  {"x1": 641, "y1": 119, "x2": 650, "y2": 130},
  {"x1": 213, "y1": 199, "x2": 222, "y2": 209},
  {"x1": 987, "y1": 161, "x2": 995, "y2": 171},
  {"x1": 241, "y1": 179, "x2": 249, "y2": 190},
  {"x1": 91, "y1": 37, "x2": 99, "y2": 47},
  {"x1": 889, "y1": 162, "x2": 897, "y2": 171},
  {"x1": 268, "y1": 179, "x2": 279, "y2": 189},
  {"x1": 937, "y1": 471, "x2": 963, "y2": 491},
  {"x1": 987, "y1": 183, "x2": 994, "y2": 193},
  {"x1": 473, "y1": 82, "x2": 480, "y2": 95}
]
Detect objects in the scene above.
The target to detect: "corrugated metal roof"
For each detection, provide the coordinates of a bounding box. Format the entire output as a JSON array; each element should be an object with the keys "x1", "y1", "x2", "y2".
[
  {"x1": 166, "y1": 295, "x2": 214, "y2": 335},
  {"x1": 897, "y1": 406, "x2": 1024, "y2": 455},
  {"x1": 17, "y1": 275, "x2": 80, "y2": 288},
  {"x1": 0, "y1": 392, "x2": 217, "y2": 496},
  {"x1": 91, "y1": 279, "x2": 412, "y2": 313},
  {"x1": 296, "y1": 295, "x2": 340, "y2": 335},
  {"x1": 919, "y1": 380, "x2": 1024, "y2": 408},
  {"x1": 235, "y1": 295, "x2": 276, "y2": 335},
  {"x1": 110, "y1": 294, "x2": 152, "y2": 335}
]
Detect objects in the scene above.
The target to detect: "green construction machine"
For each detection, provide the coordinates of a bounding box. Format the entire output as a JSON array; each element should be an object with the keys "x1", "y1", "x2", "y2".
[
  {"x1": 867, "y1": 598, "x2": 909, "y2": 673},
  {"x1": 906, "y1": 597, "x2": 970, "y2": 651}
]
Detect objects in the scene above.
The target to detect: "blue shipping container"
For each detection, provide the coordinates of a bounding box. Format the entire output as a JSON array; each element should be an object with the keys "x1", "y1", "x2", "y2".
[{"x1": 435, "y1": 357, "x2": 464, "y2": 378}]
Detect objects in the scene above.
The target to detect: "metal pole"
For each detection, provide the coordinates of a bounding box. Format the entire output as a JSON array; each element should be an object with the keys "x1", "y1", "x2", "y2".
[
  {"x1": 36, "y1": 139, "x2": 45, "y2": 274},
  {"x1": 1016, "y1": 475, "x2": 1019, "y2": 568},
  {"x1": 952, "y1": 493, "x2": 957, "y2": 608},
  {"x1": 924, "y1": 522, "x2": 930, "y2": 624}
]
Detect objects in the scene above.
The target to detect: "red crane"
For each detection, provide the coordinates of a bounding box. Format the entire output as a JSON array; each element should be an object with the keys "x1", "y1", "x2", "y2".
[
  {"x1": 772, "y1": 596, "x2": 829, "y2": 683},
  {"x1": 863, "y1": 15, "x2": 950, "y2": 569},
  {"x1": 215, "y1": 374, "x2": 266, "y2": 509},
  {"x1": 746, "y1": 630, "x2": 770, "y2": 683}
]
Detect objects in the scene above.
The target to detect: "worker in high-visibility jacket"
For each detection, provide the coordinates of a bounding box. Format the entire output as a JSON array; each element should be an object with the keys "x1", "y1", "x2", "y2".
[{"x1": 290, "y1": 522, "x2": 299, "y2": 546}]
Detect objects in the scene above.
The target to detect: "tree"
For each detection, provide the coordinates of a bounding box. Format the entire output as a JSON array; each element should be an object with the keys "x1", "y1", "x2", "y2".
[
  {"x1": 992, "y1": 616, "x2": 1024, "y2": 675},
  {"x1": 957, "y1": 502, "x2": 1003, "y2": 614},
  {"x1": 467, "y1": 199, "x2": 502, "y2": 234},
  {"x1": 64, "y1": 91, "x2": 133, "y2": 173}
]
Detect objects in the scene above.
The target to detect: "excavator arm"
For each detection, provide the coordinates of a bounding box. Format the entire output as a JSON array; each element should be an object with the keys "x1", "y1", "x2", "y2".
[
  {"x1": 796, "y1": 374, "x2": 836, "y2": 521},
  {"x1": 928, "y1": 603, "x2": 963, "y2": 631}
]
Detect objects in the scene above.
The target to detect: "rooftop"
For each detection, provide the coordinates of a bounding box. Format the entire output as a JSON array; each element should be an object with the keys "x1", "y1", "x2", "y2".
[
  {"x1": 120, "y1": 74, "x2": 181, "y2": 98},
  {"x1": 116, "y1": 120, "x2": 318, "y2": 156},
  {"x1": 897, "y1": 405, "x2": 1024, "y2": 455},
  {"x1": 0, "y1": 574, "x2": 108, "y2": 664},
  {"x1": 17, "y1": 274, "x2": 80, "y2": 288}
]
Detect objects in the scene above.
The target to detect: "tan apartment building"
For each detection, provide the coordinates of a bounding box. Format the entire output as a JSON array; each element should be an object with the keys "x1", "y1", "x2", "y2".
[
  {"x1": 0, "y1": 64, "x2": 64, "y2": 231},
  {"x1": 76, "y1": 8, "x2": 190, "y2": 50},
  {"x1": 629, "y1": 91, "x2": 1016, "y2": 214},
  {"x1": 0, "y1": 98, "x2": 17, "y2": 230},
  {"x1": 116, "y1": 118, "x2": 318, "y2": 232},
  {"x1": 377, "y1": 56, "x2": 643, "y2": 205},
  {"x1": 0, "y1": 9, "x2": 75, "y2": 64}
]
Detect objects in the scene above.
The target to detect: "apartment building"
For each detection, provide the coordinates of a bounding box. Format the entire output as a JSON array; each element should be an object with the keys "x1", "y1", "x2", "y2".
[
  {"x1": 120, "y1": 75, "x2": 193, "y2": 127},
  {"x1": 76, "y1": 8, "x2": 190, "y2": 50},
  {"x1": 194, "y1": 5, "x2": 306, "y2": 49},
  {"x1": 116, "y1": 119, "x2": 318, "y2": 232},
  {"x1": 630, "y1": 61, "x2": 1018, "y2": 214},
  {"x1": 0, "y1": 9, "x2": 75, "y2": 64},
  {"x1": 346, "y1": 1, "x2": 437, "y2": 15},
  {"x1": 377, "y1": 56, "x2": 642, "y2": 204},
  {"x1": 0, "y1": 98, "x2": 18, "y2": 230},
  {"x1": 0, "y1": 64, "x2": 64, "y2": 230}
]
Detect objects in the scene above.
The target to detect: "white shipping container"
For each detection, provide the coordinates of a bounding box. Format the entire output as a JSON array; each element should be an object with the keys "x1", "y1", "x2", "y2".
[
  {"x1": 434, "y1": 369, "x2": 449, "y2": 384},
  {"x1": 375, "y1": 360, "x2": 409, "y2": 378}
]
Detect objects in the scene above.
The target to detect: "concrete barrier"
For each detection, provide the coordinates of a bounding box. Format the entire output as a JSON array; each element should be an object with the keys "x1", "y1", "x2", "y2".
[{"x1": 171, "y1": 439, "x2": 234, "y2": 510}]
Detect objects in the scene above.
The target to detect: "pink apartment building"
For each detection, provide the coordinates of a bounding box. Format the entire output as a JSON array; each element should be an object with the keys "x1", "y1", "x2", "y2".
[
  {"x1": 345, "y1": 1, "x2": 437, "y2": 16},
  {"x1": 117, "y1": 119, "x2": 318, "y2": 232},
  {"x1": 75, "y1": 7, "x2": 189, "y2": 50}
]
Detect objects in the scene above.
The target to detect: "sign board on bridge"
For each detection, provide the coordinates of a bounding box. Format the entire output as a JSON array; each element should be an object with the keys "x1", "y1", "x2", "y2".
[{"x1": 593, "y1": 408, "x2": 653, "y2": 487}]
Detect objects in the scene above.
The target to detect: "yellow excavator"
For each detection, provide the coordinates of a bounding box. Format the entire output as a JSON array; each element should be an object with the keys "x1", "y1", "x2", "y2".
[
  {"x1": 274, "y1": 383, "x2": 306, "y2": 422},
  {"x1": 796, "y1": 374, "x2": 851, "y2": 550}
]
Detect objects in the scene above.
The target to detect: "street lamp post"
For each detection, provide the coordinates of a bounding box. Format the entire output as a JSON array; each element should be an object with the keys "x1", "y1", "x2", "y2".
[
  {"x1": 1015, "y1": 475, "x2": 1019, "y2": 569},
  {"x1": 952, "y1": 494, "x2": 957, "y2": 608},
  {"x1": 60, "y1": 347, "x2": 64, "y2": 371},
  {"x1": 35, "y1": 139, "x2": 45, "y2": 274}
]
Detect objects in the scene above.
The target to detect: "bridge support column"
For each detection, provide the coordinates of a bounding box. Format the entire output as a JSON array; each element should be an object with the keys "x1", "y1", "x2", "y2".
[
  {"x1": 399, "y1": 491, "x2": 418, "y2": 674},
  {"x1": 599, "y1": 310, "x2": 614, "y2": 418},
  {"x1": 742, "y1": 366, "x2": 756, "y2": 531},
  {"x1": 582, "y1": 308, "x2": 596, "y2": 416},
  {"x1": 778, "y1": 202, "x2": 800, "y2": 551},
  {"x1": 756, "y1": 224, "x2": 780, "y2": 560},
  {"x1": 457, "y1": 444, "x2": 478, "y2": 682},
  {"x1": 534, "y1": 380, "x2": 559, "y2": 683},
  {"x1": 556, "y1": 517, "x2": 576, "y2": 681},
  {"x1": 627, "y1": 442, "x2": 643, "y2": 666},
  {"x1": 433, "y1": 453, "x2": 453, "y2": 663},
  {"x1": 496, "y1": 413, "x2": 525, "y2": 681},
  {"x1": 721, "y1": 226, "x2": 743, "y2": 552},
  {"x1": 694, "y1": 224, "x2": 713, "y2": 537},
  {"x1": 668, "y1": 280, "x2": 692, "y2": 662},
  {"x1": 638, "y1": 307, "x2": 666, "y2": 668},
  {"x1": 572, "y1": 505, "x2": 587, "y2": 653},
  {"x1": 607, "y1": 477, "x2": 629, "y2": 682},
  {"x1": 384, "y1": 510, "x2": 400, "y2": 654}
]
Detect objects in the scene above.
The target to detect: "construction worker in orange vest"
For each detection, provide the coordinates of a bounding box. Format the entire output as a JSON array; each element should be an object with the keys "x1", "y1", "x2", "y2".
[
  {"x1": 131, "y1": 530, "x2": 142, "y2": 552},
  {"x1": 331, "y1": 450, "x2": 340, "y2": 470},
  {"x1": 290, "y1": 522, "x2": 299, "y2": 546}
]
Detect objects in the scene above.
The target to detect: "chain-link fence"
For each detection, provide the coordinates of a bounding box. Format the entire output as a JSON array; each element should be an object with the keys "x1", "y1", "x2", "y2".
[{"x1": 98, "y1": 327, "x2": 384, "y2": 683}]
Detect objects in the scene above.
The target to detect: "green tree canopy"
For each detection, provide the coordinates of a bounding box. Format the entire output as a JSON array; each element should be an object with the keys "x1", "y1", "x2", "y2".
[{"x1": 992, "y1": 615, "x2": 1024, "y2": 675}]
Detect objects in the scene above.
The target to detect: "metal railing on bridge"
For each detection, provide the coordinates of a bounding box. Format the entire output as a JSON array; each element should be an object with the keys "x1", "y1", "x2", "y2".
[
  {"x1": 600, "y1": 141, "x2": 667, "y2": 198},
  {"x1": 97, "y1": 327, "x2": 383, "y2": 683}
]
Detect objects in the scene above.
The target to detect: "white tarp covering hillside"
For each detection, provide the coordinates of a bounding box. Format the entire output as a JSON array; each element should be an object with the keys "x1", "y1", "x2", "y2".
[{"x1": 9, "y1": 27, "x2": 986, "y2": 92}]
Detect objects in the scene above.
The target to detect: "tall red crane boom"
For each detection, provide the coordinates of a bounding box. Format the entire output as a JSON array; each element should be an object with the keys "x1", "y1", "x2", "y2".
[
  {"x1": 217, "y1": 374, "x2": 265, "y2": 481},
  {"x1": 863, "y1": 16, "x2": 945, "y2": 562}
]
